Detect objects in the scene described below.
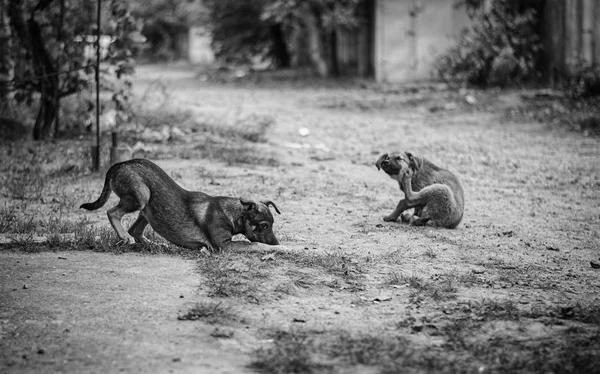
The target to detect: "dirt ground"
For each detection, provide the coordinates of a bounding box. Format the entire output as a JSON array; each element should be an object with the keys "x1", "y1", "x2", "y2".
[{"x1": 1, "y1": 63, "x2": 600, "y2": 373}]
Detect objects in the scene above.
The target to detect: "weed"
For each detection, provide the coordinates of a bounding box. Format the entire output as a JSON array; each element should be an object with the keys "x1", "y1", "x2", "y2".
[
  {"x1": 438, "y1": 320, "x2": 600, "y2": 374},
  {"x1": 197, "y1": 254, "x2": 265, "y2": 302},
  {"x1": 177, "y1": 301, "x2": 236, "y2": 324},
  {"x1": 279, "y1": 251, "x2": 364, "y2": 281},
  {"x1": 273, "y1": 282, "x2": 298, "y2": 295},
  {"x1": 252, "y1": 330, "x2": 325, "y2": 374},
  {"x1": 253, "y1": 325, "x2": 600, "y2": 374},
  {"x1": 210, "y1": 327, "x2": 235, "y2": 338},
  {"x1": 531, "y1": 303, "x2": 600, "y2": 325},
  {"x1": 460, "y1": 298, "x2": 522, "y2": 321}
]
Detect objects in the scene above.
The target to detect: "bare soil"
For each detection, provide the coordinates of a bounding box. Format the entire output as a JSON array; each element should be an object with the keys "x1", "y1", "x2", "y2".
[{"x1": 1, "y1": 63, "x2": 600, "y2": 373}]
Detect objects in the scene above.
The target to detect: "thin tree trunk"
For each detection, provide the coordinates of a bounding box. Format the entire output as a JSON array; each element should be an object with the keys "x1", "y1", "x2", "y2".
[
  {"x1": 29, "y1": 13, "x2": 58, "y2": 139},
  {"x1": 9, "y1": 0, "x2": 59, "y2": 139},
  {"x1": 270, "y1": 23, "x2": 290, "y2": 68},
  {"x1": 593, "y1": 0, "x2": 600, "y2": 65},
  {"x1": 299, "y1": 4, "x2": 329, "y2": 77},
  {"x1": 0, "y1": 0, "x2": 15, "y2": 103}
]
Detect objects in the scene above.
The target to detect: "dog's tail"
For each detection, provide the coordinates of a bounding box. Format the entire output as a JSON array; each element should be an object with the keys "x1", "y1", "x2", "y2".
[{"x1": 80, "y1": 168, "x2": 114, "y2": 211}]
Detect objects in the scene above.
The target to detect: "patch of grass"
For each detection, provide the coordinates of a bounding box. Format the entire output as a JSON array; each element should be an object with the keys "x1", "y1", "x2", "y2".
[
  {"x1": 252, "y1": 330, "x2": 321, "y2": 374},
  {"x1": 130, "y1": 82, "x2": 279, "y2": 165},
  {"x1": 192, "y1": 141, "x2": 279, "y2": 166},
  {"x1": 279, "y1": 251, "x2": 365, "y2": 281},
  {"x1": 438, "y1": 320, "x2": 600, "y2": 374},
  {"x1": 177, "y1": 300, "x2": 236, "y2": 324},
  {"x1": 196, "y1": 254, "x2": 267, "y2": 302},
  {"x1": 529, "y1": 303, "x2": 600, "y2": 325},
  {"x1": 1, "y1": 214, "x2": 196, "y2": 257},
  {"x1": 386, "y1": 272, "x2": 458, "y2": 303},
  {"x1": 253, "y1": 325, "x2": 600, "y2": 374},
  {"x1": 457, "y1": 298, "x2": 522, "y2": 321}
]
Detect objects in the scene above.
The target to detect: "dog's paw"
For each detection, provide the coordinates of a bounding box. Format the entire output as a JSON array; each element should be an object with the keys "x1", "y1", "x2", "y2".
[
  {"x1": 383, "y1": 214, "x2": 398, "y2": 222},
  {"x1": 117, "y1": 235, "x2": 137, "y2": 246},
  {"x1": 400, "y1": 213, "x2": 412, "y2": 223},
  {"x1": 273, "y1": 245, "x2": 291, "y2": 253}
]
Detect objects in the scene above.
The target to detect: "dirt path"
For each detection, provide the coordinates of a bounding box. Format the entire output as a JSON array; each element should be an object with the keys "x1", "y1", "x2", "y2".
[
  {"x1": 2, "y1": 63, "x2": 600, "y2": 373},
  {"x1": 0, "y1": 251, "x2": 261, "y2": 373}
]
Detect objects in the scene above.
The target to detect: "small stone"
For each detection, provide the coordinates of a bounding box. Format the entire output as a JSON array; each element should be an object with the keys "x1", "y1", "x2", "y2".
[
  {"x1": 22, "y1": 284, "x2": 28, "y2": 289},
  {"x1": 412, "y1": 323, "x2": 424, "y2": 332},
  {"x1": 37, "y1": 348, "x2": 45, "y2": 355},
  {"x1": 465, "y1": 95, "x2": 477, "y2": 105},
  {"x1": 590, "y1": 261, "x2": 600, "y2": 269}
]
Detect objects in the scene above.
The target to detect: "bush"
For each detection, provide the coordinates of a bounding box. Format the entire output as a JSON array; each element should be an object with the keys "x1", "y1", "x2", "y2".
[
  {"x1": 569, "y1": 65, "x2": 600, "y2": 98},
  {"x1": 434, "y1": 0, "x2": 543, "y2": 87}
]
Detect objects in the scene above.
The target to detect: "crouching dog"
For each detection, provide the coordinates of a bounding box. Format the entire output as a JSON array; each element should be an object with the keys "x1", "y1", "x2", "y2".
[
  {"x1": 376, "y1": 152, "x2": 464, "y2": 228},
  {"x1": 81, "y1": 158, "x2": 287, "y2": 252}
]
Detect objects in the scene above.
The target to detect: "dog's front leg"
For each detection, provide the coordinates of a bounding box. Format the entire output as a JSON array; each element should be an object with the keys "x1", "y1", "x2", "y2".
[
  {"x1": 384, "y1": 199, "x2": 410, "y2": 222},
  {"x1": 221, "y1": 240, "x2": 291, "y2": 254},
  {"x1": 210, "y1": 229, "x2": 291, "y2": 254}
]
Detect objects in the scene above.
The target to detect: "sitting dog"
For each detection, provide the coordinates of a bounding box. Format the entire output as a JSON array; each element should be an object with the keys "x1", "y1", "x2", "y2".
[
  {"x1": 375, "y1": 152, "x2": 464, "y2": 228},
  {"x1": 81, "y1": 158, "x2": 286, "y2": 252}
]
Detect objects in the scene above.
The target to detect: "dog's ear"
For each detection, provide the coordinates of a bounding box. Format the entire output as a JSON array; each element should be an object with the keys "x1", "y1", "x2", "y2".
[
  {"x1": 375, "y1": 153, "x2": 388, "y2": 170},
  {"x1": 240, "y1": 198, "x2": 257, "y2": 213},
  {"x1": 405, "y1": 152, "x2": 422, "y2": 171},
  {"x1": 261, "y1": 200, "x2": 281, "y2": 214}
]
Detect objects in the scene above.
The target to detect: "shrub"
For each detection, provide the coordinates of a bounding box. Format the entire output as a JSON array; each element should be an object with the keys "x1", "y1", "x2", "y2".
[
  {"x1": 569, "y1": 64, "x2": 600, "y2": 98},
  {"x1": 434, "y1": 0, "x2": 543, "y2": 87}
]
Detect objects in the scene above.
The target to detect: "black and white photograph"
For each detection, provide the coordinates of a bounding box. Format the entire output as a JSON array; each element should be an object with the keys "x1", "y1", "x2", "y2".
[{"x1": 1, "y1": 0, "x2": 599, "y2": 372}]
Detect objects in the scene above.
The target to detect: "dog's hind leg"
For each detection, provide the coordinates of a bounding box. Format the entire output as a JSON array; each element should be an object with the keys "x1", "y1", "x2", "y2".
[
  {"x1": 128, "y1": 213, "x2": 150, "y2": 244},
  {"x1": 400, "y1": 173, "x2": 430, "y2": 208},
  {"x1": 107, "y1": 196, "x2": 141, "y2": 245}
]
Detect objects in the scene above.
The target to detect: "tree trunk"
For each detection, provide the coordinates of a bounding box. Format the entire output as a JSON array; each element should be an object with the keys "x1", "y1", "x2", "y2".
[
  {"x1": 0, "y1": 0, "x2": 15, "y2": 103},
  {"x1": 269, "y1": 23, "x2": 290, "y2": 68},
  {"x1": 8, "y1": 0, "x2": 59, "y2": 140},
  {"x1": 29, "y1": 13, "x2": 59, "y2": 139},
  {"x1": 299, "y1": 4, "x2": 329, "y2": 77}
]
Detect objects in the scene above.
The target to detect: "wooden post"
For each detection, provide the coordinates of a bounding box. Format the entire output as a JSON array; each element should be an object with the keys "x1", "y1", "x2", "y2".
[
  {"x1": 593, "y1": 0, "x2": 600, "y2": 65},
  {"x1": 93, "y1": 0, "x2": 101, "y2": 171},
  {"x1": 564, "y1": 0, "x2": 580, "y2": 74}
]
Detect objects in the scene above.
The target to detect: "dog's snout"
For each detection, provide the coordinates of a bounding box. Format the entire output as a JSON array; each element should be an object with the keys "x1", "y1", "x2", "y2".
[{"x1": 265, "y1": 233, "x2": 280, "y2": 246}]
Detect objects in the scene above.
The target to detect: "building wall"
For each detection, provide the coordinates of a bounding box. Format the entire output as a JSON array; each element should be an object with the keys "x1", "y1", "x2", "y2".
[
  {"x1": 188, "y1": 27, "x2": 215, "y2": 65},
  {"x1": 543, "y1": 0, "x2": 600, "y2": 79},
  {"x1": 374, "y1": 0, "x2": 470, "y2": 82}
]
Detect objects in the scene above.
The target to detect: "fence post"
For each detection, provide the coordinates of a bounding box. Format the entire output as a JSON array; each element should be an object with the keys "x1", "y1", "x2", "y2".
[{"x1": 593, "y1": 0, "x2": 600, "y2": 65}]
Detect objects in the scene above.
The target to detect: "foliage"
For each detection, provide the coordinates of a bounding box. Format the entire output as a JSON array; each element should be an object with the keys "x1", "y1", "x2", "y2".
[
  {"x1": 129, "y1": 0, "x2": 206, "y2": 61},
  {"x1": 3, "y1": 0, "x2": 141, "y2": 140},
  {"x1": 569, "y1": 64, "x2": 600, "y2": 98},
  {"x1": 202, "y1": 0, "x2": 362, "y2": 74},
  {"x1": 435, "y1": 0, "x2": 543, "y2": 86},
  {"x1": 202, "y1": 0, "x2": 273, "y2": 64},
  {"x1": 261, "y1": 0, "x2": 361, "y2": 29}
]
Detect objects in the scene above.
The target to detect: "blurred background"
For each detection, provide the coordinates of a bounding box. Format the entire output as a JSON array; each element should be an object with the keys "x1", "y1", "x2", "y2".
[{"x1": 1, "y1": 0, "x2": 599, "y2": 144}]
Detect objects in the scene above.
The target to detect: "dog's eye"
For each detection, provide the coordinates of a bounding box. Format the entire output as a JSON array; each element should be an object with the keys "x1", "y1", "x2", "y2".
[{"x1": 259, "y1": 223, "x2": 269, "y2": 231}]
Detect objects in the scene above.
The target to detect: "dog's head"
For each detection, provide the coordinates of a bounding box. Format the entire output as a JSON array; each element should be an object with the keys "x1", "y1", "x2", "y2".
[
  {"x1": 239, "y1": 198, "x2": 281, "y2": 245},
  {"x1": 375, "y1": 151, "x2": 421, "y2": 180}
]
